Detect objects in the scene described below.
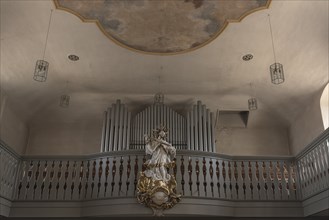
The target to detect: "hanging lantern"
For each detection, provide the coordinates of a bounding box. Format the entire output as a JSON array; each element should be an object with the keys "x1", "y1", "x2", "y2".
[
  {"x1": 270, "y1": 63, "x2": 284, "y2": 84},
  {"x1": 33, "y1": 60, "x2": 49, "y2": 82},
  {"x1": 59, "y1": 95, "x2": 70, "y2": 108},
  {"x1": 248, "y1": 98, "x2": 257, "y2": 111},
  {"x1": 33, "y1": 9, "x2": 53, "y2": 82},
  {"x1": 268, "y1": 14, "x2": 285, "y2": 85}
]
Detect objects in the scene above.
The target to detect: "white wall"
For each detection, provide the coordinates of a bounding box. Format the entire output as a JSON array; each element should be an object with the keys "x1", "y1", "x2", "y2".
[
  {"x1": 289, "y1": 89, "x2": 325, "y2": 156},
  {"x1": 0, "y1": 98, "x2": 28, "y2": 155},
  {"x1": 26, "y1": 120, "x2": 103, "y2": 155},
  {"x1": 216, "y1": 127, "x2": 290, "y2": 156},
  {"x1": 215, "y1": 107, "x2": 290, "y2": 156}
]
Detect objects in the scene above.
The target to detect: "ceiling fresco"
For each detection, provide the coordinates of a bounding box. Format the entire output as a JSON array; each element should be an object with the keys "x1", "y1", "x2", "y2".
[{"x1": 54, "y1": 0, "x2": 270, "y2": 54}]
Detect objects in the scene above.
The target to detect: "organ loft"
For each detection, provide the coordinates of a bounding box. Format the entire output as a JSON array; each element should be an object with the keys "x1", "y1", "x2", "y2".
[{"x1": 1, "y1": 0, "x2": 328, "y2": 218}]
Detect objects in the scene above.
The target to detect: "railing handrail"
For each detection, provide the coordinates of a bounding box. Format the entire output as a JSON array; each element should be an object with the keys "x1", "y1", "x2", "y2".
[{"x1": 0, "y1": 139, "x2": 21, "y2": 160}]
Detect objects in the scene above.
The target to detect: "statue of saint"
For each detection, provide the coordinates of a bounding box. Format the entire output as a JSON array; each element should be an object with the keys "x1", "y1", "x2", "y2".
[
  {"x1": 137, "y1": 126, "x2": 181, "y2": 216},
  {"x1": 143, "y1": 126, "x2": 176, "y2": 182}
]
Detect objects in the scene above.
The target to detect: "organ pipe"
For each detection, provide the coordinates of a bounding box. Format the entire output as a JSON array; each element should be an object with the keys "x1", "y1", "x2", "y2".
[
  {"x1": 186, "y1": 101, "x2": 216, "y2": 153},
  {"x1": 101, "y1": 99, "x2": 215, "y2": 153},
  {"x1": 101, "y1": 100, "x2": 132, "y2": 152},
  {"x1": 100, "y1": 111, "x2": 107, "y2": 152}
]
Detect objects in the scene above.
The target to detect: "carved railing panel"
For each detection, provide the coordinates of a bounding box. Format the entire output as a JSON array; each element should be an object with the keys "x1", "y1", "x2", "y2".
[
  {"x1": 0, "y1": 145, "x2": 20, "y2": 200},
  {"x1": 296, "y1": 136, "x2": 329, "y2": 200}
]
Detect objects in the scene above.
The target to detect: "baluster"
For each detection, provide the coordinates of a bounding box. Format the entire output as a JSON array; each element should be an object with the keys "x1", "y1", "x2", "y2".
[
  {"x1": 216, "y1": 160, "x2": 220, "y2": 198},
  {"x1": 188, "y1": 158, "x2": 193, "y2": 196},
  {"x1": 316, "y1": 147, "x2": 325, "y2": 190},
  {"x1": 300, "y1": 158, "x2": 307, "y2": 196},
  {"x1": 17, "y1": 161, "x2": 26, "y2": 199},
  {"x1": 195, "y1": 159, "x2": 200, "y2": 196},
  {"x1": 228, "y1": 161, "x2": 232, "y2": 199},
  {"x1": 269, "y1": 161, "x2": 276, "y2": 199},
  {"x1": 104, "y1": 158, "x2": 110, "y2": 197},
  {"x1": 111, "y1": 158, "x2": 117, "y2": 196},
  {"x1": 202, "y1": 157, "x2": 207, "y2": 196},
  {"x1": 315, "y1": 147, "x2": 325, "y2": 189},
  {"x1": 306, "y1": 155, "x2": 314, "y2": 196},
  {"x1": 180, "y1": 156, "x2": 185, "y2": 195},
  {"x1": 209, "y1": 159, "x2": 214, "y2": 197},
  {"x1": 63, "y1": 161, "x2": 70, "y2": 200},
  {"x1": 306, "y1": 155, "x2": 314, "y2": 194},
  {"x1": 78, "y1": 161, "x2": 84, "y2": 199},
  {"x1": 241, "y1": 161, "x2": 246, "y2": 199},
  {"x1": 25, "y1": 161, "x2": 34, "y2": 199},
  {"x1": 247, "y1": 161, "x2": 253, "y2": 200},
  {"x1": 71, "y1": 161, "x2": 77, "y2": 200},
  {"x1": 40, "y1": 161, "x2": 48, "y2": 199},
  {"x1": 33, "y1": 161, "x2": 40, "y2": 200},
  {"x1": 222, "y1": 161, "x2": 227, "y2": 198},
  {"x1": 97, "y1": 159, "x2": 103, "y2": 198},
  {"x1": 290, "y1": 161, "x2": 298, "y2": 199},
  {"x1": 320, "y1": 143, "x2": 328, "y2": 186},
  {"x1": 134, "y1": 156, "x2": 138, "y2": 195},
  {"x1": 280, "y1": 161, "x2": 287, "y2": 199},
  {"x1": 298, "y1": 159, "x2": 306, "y2": 197},
  {"x1": 84, "y1": 160, "x2": 90, "y2": 199},
  {"x1": 311, "y1": 150, "x2": 320, "y2": 190},
  {"x1": 237, "y1": 161, "x2": 244, "y2": 200},
  {"x1": 308, "y1": 152, "x2": 316, "y2": 194},
  {"x1": 276, "y1": 161, "x2": 283, "y2": 200},
  {"x1": 91, "y1": 160, "x2": 96, "y2": 198},
  {"x1": 263, "y1": 161, "x2": 270, "y2": 200},
  {"x1": 48, "y1": 161, "x2": 55, "y2": 200},
  {"x1": 126, "y1": 156, "x2": 131, "y2": 196},
  {"x1": 118, "y1": 157, "x2": 124, "y2": 196},
  {"x1": 56, "y1": 161, "x2": 63, "y2": 200},
  {"x1": 272, "y1": 162, "x2": 282, "y2": 200},
  {"x1": 320, "y1": 142, "x2": 329, "y2": 182},
  {"x1": 255, "y1": 162, "x2": 261, "y2": 199},
  {"x1": 233, "y1": 161, "x2": 239, "y2": 199},
  {"x1": 282, "y1": 161, "x2": 289, "y2": 200}
]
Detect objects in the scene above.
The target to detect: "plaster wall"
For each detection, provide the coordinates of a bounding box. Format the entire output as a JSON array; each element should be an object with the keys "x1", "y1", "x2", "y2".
[
  {"x1": 216, "y1": 127, "x2": 290, "y2": 156},
  {"x1": 26, "y1": 120, "x2": 103, "y2": 155},
  {"x1": 0, "y1": 99, "x2": 28, "y2": 155},
  {"x1": 289, "y1": 90, "x2": 325, "y2": 156}
]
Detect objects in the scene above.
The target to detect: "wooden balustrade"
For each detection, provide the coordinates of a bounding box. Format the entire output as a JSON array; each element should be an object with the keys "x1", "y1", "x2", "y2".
[
  {"x1": 1, "y1": 129, "x2": 328, "y2": 203},
  {"x1": 14, "y1": 153, "x2": 299, "y2": 201}
]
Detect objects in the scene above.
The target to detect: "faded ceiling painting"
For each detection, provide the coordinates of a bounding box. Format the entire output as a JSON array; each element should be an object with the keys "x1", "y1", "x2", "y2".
[{"x1": 54, "y1": 0, "x2": 270, "y2": 54}]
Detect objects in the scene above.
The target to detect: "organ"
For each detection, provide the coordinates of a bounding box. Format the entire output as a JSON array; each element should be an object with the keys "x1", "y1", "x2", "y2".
[{"x1": 100, "y1": 96, "x2": 216, "y2": 152}]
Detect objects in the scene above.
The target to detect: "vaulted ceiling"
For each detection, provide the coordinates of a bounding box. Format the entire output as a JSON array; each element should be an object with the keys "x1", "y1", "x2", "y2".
[{"x1": 1, "y1": 0, "x2": 328, "y2": 128}]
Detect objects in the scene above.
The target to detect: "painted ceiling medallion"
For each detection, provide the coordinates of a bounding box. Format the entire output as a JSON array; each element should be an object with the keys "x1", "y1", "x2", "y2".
[{"x1": 54, "y1": 0, "x2": 270, "y2": 54}]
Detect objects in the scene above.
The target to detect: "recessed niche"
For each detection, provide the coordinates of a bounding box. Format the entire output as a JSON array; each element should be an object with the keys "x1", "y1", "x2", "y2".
[{"x1": 218, "y1": 111, "x2": 249, "y2": 128}]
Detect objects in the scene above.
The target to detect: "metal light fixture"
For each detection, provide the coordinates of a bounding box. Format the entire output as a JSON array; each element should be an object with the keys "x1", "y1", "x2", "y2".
[
  {"x1": 59, "y1": 81, "x2": 70, "y2": 108},
  {"x1": 248, "y1": 98, "x2": 257, "y2": 111},
  {"x1": 33, "y1": 9, "x2": 53, "y2": 82},
  {"x1": 268, "y1": 14, "x2": 284, "y2": 84},
  {"x1": 248, "y1": 83, "x2": 257, "y2": 111}
]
